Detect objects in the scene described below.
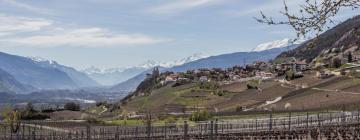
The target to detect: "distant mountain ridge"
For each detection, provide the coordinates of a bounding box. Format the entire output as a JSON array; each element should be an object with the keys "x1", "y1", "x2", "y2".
[
  {"x1": 30, "y1": 56, "x2": 99, "y2": 87},
  {"x1": 83, "y1": 54, "x2": 207, "y2": 86},
  {"x1": 0, "y1": 52, "x2": 98, "y2": 92},
  {"x1": 0, "y1": 68, "x2": 34, "y2": 94},
  {"x1": 168, "y1": 45, "x2": 299, "y2": 72}
]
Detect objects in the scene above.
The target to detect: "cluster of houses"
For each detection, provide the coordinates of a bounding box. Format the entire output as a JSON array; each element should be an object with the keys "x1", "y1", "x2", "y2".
[{"x1": 159, "y1": 58, "x2": 313, "y2": 85}]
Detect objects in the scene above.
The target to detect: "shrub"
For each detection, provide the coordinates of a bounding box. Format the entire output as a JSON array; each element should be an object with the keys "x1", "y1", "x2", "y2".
[
  {"x1": 41, "y1": 108, "x2": 56, "y2": 113},
  {"x1": 189, "y1": 110, "x2": 211, "y2": 122},
  {"x1": 285, "y1": 69, "x2": 295, "y2": 80},
  {"x1": 332, "y1": 57, "x2": 342, "y2": 68},
  {"x1": 64, "y1": 102, "x2": 80, "y2": 111},
  {"x1": 164, "y1": 116, "x2": 177, "y2": 125},
  {"x1": 198, "y1": 82, "x2": 218, "y2": 90},
  {"x1": 246, "y1": 79, "x2": 259, "y2": 89},
  {"x1": 235, "y1": 106, "x2": 243, "y2": 112},
  {"x1": 348, "y1": 70, "x2": 360, "y2": 78},
  {"x1": 21, "y1": 113, "x2": 49, "y2": 120},
  {"x1": 215, "y1": 90, "x2": 224, "y2": 96}
]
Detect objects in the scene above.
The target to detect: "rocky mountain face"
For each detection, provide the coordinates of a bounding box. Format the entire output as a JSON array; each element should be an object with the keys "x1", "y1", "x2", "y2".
[{"x1": 276, "y1": 15, "x2": 360, "y2": 64}]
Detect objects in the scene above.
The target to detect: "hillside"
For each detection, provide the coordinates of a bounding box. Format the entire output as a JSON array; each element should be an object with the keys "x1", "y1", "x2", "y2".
[
  {"x1": 0, "y1": 68, "x2": 33, "y2": 94},
  {"x1": 119, "y1": 72, "x2": 360, "y2": 114},
  {"x1": 277, "y1": 15, "x2": 360, "y2": 63},
  {"x1": 0, "y1": 52, "x2": 100, "y2": 91},
  {"x1": 31, "y1": 58, "x2": 99, "y2": 87},
  {"x1": 0, "y1": 52, "x2": 79, "y2": 89}
]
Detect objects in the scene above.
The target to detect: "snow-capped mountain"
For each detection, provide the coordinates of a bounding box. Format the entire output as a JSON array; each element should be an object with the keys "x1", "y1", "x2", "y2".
[
  {"x1": 29, "y1": 56, "x2": 57, "y2": 65},
  {"x1": 0, "y1": 52, "x2": 78, "y2": 90},
  {"x1": 138, "y1": 53, "x2": 207, "y2": 68},
  {"x1": 252, "y1": 38, "x2": 305, "y2": 52},
  {"x1": 112, "y1": 45, "x2": 301, "y2": 92},
  {"x1": 83, "y1": 66, "x2": 126, "y2": 75},
  {"x1": 83, "y1": 53, "x2": 207, "y2": 86},
  {"x1": 26, "y1": 56, "x2": 99, "y2": 88}
]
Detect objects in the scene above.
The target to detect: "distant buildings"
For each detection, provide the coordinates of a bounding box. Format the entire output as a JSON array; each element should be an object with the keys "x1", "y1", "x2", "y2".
[
  {"x1": 199, "y1": 76, "x2": 209, "y2": 82},
  {"x1": 255, "y1": 71, "x2": 274, "y2": 80},
  {"x1": 280, "y1": 61, "x2": 309, "y2": 72},
  {"x1": 316, "y1": 69, "x2": 334, "y2": 79}
]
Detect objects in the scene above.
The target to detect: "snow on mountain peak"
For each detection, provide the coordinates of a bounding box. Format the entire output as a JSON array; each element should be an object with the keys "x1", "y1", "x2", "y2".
[
  {"x1": 82, "y1": 66, "x2": 103, "y2": 74},
  {"x1": 252, "y1": 38, "x2": 305, "y2": 52},
  {"x1": 139, "y1": 60, "x2": 162, "y2": 68},
  {"x1": 28, "y1": 56, "x2": 57, "y2": 65},
  {"x1": 83, "y1": 53, "x2": 208, "y2": 74}
]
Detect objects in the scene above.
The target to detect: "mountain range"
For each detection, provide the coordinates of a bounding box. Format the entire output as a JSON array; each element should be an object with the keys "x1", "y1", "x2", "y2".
[
  {"x1": 111, "y1": 39, "x2": 303, "y2": 92},
  {"x1": 30, "y1": 57, "x2": 99, "y2": 87},
  {"x1": 0, "y1": 68, "x2": 33, "y2": 94},
  {"x1": 83, "y1": 53, "x2": 207, "y2": 86}
]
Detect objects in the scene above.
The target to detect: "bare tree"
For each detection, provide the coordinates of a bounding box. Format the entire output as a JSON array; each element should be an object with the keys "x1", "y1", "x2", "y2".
[{"x1": 256, "y1": 0, "x2": 360, "y2": 38}]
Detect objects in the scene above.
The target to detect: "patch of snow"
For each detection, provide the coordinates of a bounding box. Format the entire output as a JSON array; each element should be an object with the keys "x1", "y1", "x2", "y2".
[
  {"x1": 28, "y1": 56, "x2": 57, "y2": 65},
  {"x1": 252, "y1": 38, "x2": 305, "y2": 52}
]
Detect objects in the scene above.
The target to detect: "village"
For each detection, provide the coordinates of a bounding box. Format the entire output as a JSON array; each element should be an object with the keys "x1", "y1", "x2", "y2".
[{"x1": 158, "y1": 54, "x2": 360, "y2": 89}]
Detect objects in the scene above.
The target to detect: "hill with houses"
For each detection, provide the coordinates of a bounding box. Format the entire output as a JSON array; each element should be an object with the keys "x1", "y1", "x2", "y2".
[{"x1": 111, "y1": 16, "x2": 360, "y2": 118}]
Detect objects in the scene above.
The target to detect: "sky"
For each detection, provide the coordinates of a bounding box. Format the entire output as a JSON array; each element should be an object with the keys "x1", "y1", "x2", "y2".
[{"x1": 0, "y1": 0, "x2": 359, "y2": 70}]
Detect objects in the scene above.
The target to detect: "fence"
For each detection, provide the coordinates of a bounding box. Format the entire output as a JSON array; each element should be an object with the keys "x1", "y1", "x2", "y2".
[{"x1": 1, "y1": 111, "x2": 360, "y2": 139}]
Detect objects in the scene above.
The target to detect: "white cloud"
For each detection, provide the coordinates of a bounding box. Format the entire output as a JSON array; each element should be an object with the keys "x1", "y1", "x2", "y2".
[
  {"x1": 2, "y1": 27, "x2": 170, "y2": 47},
  {"x1": 149, "y1": 0, "x2": 219, "y2": 15},
  {"x1": 0, "y1": 0, "x2": 50, "y2": 14},
  {"x1": 0, "y1": 14, "x2": 170, "y2": 47},
  {"x1": 0, "y1": 14, "x2": 52, "y2": 35},
  {"x1": 228, "y1": 0, "x2": 302, "y2": 17}
]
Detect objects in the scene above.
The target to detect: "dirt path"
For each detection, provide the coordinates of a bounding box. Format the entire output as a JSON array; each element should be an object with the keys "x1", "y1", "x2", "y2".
[{"x1": 99, "y1": 106, "x2": 108, "y2": 115}]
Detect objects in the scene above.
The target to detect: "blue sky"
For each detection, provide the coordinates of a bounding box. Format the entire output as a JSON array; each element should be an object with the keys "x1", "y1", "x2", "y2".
[{"x1": 0, "y1": 0, "x2": 358, "y2": 69}]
